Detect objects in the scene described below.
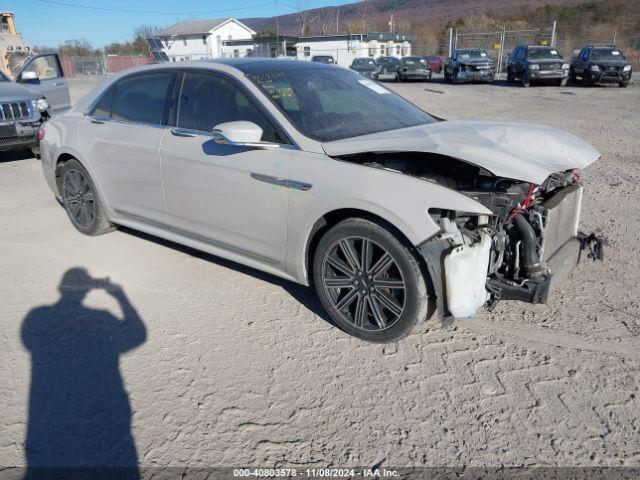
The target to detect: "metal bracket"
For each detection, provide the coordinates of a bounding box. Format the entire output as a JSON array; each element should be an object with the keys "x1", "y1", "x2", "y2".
[{"x1": 577, "y1": 231, "x2": 607, "y2": 262}]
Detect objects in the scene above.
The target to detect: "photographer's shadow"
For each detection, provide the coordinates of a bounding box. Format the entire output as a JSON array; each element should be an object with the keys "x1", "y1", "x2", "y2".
[{"x1": 21, "y1": 268, "x2": 146, "y2": 479}]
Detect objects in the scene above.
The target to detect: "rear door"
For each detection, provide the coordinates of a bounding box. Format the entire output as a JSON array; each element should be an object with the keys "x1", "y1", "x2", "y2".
[
  {"x1": 78, "y1": 71, "x2": 176, "y2": 224},
  {"x1": 16, "y1": 54, "x2": 71, "y2": 113}
]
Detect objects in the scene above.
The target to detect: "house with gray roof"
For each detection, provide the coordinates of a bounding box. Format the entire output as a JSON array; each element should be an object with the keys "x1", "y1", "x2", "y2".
[{"x1": 152, "y1": 17, "x2": 256, "y2": 62}]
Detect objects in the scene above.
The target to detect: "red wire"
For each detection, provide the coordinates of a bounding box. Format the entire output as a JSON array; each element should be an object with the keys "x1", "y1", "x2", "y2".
[{"x1": 508, "y1": 183, "x2": 534, "y2": 221}]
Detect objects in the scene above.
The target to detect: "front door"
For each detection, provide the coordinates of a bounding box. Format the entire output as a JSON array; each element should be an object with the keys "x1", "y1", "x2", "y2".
[
  {"x1": 160, "y1": 71, "x2": 293, "y2": 268},
  {"x1": 78, "y1": 71, "x2": 176, "y2": 224},
  {"x1": 18, "y1": 54, "x2": 71, "y2": 113}
]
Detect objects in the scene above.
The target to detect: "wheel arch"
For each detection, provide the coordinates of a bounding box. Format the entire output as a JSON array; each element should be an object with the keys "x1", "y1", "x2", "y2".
[{"x1": 303, "y1": 207, "x2": 428, "y2": 288}]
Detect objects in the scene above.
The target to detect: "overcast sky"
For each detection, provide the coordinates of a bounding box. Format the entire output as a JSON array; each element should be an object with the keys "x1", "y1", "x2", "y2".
[{"x1": 5, "y1": 0, "x2": 356, "y2": 48}]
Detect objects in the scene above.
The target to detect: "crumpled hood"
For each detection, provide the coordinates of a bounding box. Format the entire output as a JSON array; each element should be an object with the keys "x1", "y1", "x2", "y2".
[
  {"x1": 0, "y1": 81, "x2": 41, "y2": 102},
  {"x1": 322, "y1": 120, "x2": 601, "y2": 185}
]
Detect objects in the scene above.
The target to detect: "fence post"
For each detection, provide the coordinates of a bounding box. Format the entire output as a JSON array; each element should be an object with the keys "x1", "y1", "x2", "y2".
[{"x1": 497, "y1": 26, "x2": 505, "y2": 76}]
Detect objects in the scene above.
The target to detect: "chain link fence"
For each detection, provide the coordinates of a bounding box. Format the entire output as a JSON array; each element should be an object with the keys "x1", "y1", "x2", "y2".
[{"x1": 60, "y1": 55, "x2": 153, "y2": 77}]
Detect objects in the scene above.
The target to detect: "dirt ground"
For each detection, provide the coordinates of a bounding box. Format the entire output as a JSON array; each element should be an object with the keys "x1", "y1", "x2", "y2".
[{"x1": 1, "y1": 75, "x2": 639, "y2": 472}]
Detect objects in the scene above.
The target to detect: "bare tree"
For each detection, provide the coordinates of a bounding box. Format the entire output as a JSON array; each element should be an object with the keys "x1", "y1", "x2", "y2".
[
  {"x1": 295, "y1": 0, "x2": 317, "y2": 36},
  {"x1": 356, "y1": 1, "x2": 369, "y2": 33},
  {"x1": 319, "y1": 8, "x2": 337, "y2": 35},
  {"x1": 134, "y1": 24, "x2": 161, "y2": 40}
]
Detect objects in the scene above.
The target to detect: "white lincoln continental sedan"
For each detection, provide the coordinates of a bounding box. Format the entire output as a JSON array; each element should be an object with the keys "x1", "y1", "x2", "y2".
[{"x1": 40, "y1": 59, "x2": 605, "y2": 342}]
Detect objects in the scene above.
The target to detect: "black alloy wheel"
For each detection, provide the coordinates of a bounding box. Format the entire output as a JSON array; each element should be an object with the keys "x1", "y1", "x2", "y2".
[
  {"x1": 59, "y1": 159, "x2": 113, "y2": 236},
  {"x1": 63, "y1": 168, "x2": 96, "y2": 229},
  {"x1": 321, "y1": 236, "x2": 407, "y2": 331},
  {"x1": 313, "y1": 218, "x2": 430, "y2": 342}
]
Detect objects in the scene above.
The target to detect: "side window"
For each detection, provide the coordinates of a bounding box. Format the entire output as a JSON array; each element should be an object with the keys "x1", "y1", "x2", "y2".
[
  {"x1": 177, "y1": 72, "x2": 285, "y2": 143},
  {"x1": 22, "y1": 55, "x2": 61, "y2": 80},
  {"x1": 582, "y1": 49, "x2": 589, "y2": 61},
  {"x1": 89, "y1": 86, "x2": 114, "y2": 118},
  {"x1": 111, "y1": 73, "x2": 174, "y2": 125}
]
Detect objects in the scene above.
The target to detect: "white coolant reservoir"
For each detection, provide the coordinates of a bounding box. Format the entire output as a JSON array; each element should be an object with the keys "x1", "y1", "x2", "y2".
[{"x1": 444, "y1": 229, "x2": 492, "y2": 318}]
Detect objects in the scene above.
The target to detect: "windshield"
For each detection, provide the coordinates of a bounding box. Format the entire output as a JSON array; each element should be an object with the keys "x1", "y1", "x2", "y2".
[
  {"x1": 352, "y1": 59, "x2": 376, "y2": 67},
  {"x1": 402, "y1": 57, "x2": 427, "y2": 66},
  {"x1": 248, "y1": 67, "x2": 435, "y2": 142},
  {"x1": 458, "y1": 50, "x2": 489, "y2": 60},
  {"x1": 590, "y1": 49, "x2": 625, "y2": 61},
  {"x1": 528, "y1": 48, "x2": 562, "y2": 60}
]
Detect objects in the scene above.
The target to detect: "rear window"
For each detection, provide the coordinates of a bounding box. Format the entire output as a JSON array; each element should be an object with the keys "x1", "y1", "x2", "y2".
[{"x1": 111, "y1": 73, "x2": 174, "y2": 125}]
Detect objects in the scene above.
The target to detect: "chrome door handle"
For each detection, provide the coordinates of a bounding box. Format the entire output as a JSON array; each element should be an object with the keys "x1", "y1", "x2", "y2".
[
  {"x1": 250, "y1": 173, "x2": 312, "y2": 191},
  {"x1": 91, "y1": 118, "x2": 107, "y2": 124},
  {"x1": 170, "y1": 128, "x2": 197, "y2": 138}
]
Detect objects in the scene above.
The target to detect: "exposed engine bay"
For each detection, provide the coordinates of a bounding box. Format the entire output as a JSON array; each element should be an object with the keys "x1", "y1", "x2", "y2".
[{"x1": 337, "y1": 151, "x2": 607, "y2": 318}]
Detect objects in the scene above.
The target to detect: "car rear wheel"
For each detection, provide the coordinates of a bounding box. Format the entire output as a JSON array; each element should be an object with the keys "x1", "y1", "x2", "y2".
[
  {"x1": 60, "y1": 159, "x2": 114, "y2": 236},
  {"x1": 521, "y1": 70, "x2": 531, "y2": 87},
  {"x1": 312, "y1": 218, "x2": 429, "y2": 342}
]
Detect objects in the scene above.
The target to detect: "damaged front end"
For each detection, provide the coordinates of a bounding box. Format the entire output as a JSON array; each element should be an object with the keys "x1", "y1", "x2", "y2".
[
  {"x1": 336, "y1": 151, "x2": 606, "y2": 319},
  {"x1": 423, "y1": 167, "x2": 606, "y2": 318}
]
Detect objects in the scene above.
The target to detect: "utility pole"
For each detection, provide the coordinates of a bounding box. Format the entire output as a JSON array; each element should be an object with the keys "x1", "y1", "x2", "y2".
[
  {"x1": 448, "y1": 28, "x2": 453, "y2": 57},
  {"x1": 389, "y1": 14, "x2": 394, "y2": 33},
  {"x1": 551, "y1": 20, "x2": 557, "y2": 47},
  {"x1": 275, "y1": 0, "x2": 280, "y2": 54},
  {"x1": 336, "y1": 10, "x2": 339, "y2": 35}
]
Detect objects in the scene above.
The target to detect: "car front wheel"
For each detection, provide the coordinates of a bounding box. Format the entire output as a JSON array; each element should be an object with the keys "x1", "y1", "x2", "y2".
[
  {"x1": 59, "y1": 159, "x2": 114, "y2": 236},
  {"x1": 313, "y1": 218, "x2": 430, "y2": 342}
]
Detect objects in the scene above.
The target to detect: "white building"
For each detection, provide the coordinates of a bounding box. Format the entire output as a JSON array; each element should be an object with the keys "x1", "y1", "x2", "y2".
[
  {"x1": 295, "y1": 33, "x2": 414, "y2": 67},
  {"x1": 150, "y1": 17, "x2": 415, "y2": 68},
  {"x1": 154, "y1": 18, "x2": 256, "y2": 62}
]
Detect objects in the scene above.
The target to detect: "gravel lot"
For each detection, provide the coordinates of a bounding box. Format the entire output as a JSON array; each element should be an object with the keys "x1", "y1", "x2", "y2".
[{"x1": 1, "y1": 75, "x2": 639, "y2": 472}]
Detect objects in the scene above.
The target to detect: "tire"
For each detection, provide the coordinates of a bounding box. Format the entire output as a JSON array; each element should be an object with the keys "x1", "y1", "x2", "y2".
[
  {"x1": 521, "y1": 70, "x2": 531, "y2": 87},
  {"x1": 619, "y1": 81, "x2": 628, "y2": 88},
  {"x1": 569, "y1": 68, "x2": 577, "y2": 82},
  {"x1": 583, "y1": 72, "x2": 593, "y2": 87},
  {"x1": 507, "y1": 68, "x2": 514, "y2": 83},
  {"x1": 312, "y1": 218, "x2": 429, "y2": 343},
  {"x1": 453, "y1": 69, "x2": 461, "y2": 84},
  {"x1": 59, "y1": 159, "x2": 114, "y2": 236},
  {"x1": 559, "y1": 78, "x2": 568, "y2": 87}
]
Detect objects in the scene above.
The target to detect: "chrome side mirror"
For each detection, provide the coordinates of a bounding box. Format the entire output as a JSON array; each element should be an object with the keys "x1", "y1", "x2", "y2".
[{"x1": 212, "y1": 121, "x2": 280, "y2": 149}]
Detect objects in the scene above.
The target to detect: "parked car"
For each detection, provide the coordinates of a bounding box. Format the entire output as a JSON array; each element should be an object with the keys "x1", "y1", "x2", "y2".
[
  {"x1": 41, "y1": 59, "x2": 604, "y2": 342},
  {"x1": 349, "y1": 58, "x2": 380, "y2": 80},
  {"x1": 375, "y1": 56, "x2": 401, "y2": 81},
  {"x1": 423, "y1": 55, "x2": 442, "y2": 73},
  {"x1": 398, "y1": 56, "x2": 432, "y2": 82},
  {"x1": 311, "y1": 55, "x2": 335, "y2": 64},
  {"x1": 507, "y1": 45, "x2": 570, "y2": 87},
  {"x1": 570, "y1": 45, "x2": 632, "y2": 87},
  {"x1": 0, "y1": 53, "x2": 70, "y2": 154},
  {"x1": 444, "y1": 48, "x2": 495, "y2": 84}
]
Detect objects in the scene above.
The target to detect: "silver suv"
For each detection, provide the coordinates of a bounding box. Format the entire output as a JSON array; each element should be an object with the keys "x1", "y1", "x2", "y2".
[{"x1": 0, "y1": 53, "x2": 70, "y2": 154}]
